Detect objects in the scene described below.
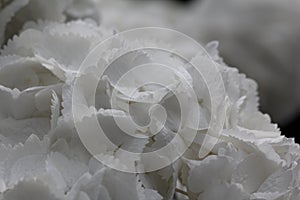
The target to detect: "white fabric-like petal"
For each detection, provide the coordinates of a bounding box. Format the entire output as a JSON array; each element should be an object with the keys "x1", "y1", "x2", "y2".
[
  {"x1": 0, "y1": 135, "x2": 50, "y2": 187},
  {"x1": 184, "y1": 140, "x2": 300, "y2": 200},
  {"x1": 50, "y1": 91, "x2": 61, "y2": 131},
  {"x1": 0, "y1": 117, "x2": 49, "y2": 145},
  {"x1": 1, "y1": 21, "x2": 114, "y2": 81},
  {"x1": 2, "y1": 179, "x2": 61, "y2": 200},
  {"x1": 0, "y1": 56, "x2": 60, "y2": 90},
  {"x1": 0, "y1": 0, "x2": 73, "y2": 46}
]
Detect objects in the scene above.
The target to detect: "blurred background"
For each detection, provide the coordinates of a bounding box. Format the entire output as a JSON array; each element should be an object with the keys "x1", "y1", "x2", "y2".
[{"x1": 97, "y1": 0, "x2": 300, "y2": 142}]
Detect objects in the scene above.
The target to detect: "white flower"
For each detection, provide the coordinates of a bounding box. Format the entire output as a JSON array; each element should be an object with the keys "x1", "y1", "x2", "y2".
[
  {"x1": 0, "y1": 0, "x2": 100, "y2": 46},
  {"x1": 0, "y1": 15, "x2": 299, "y2": 200},
  {"x1": 179, "y1": 42, "x2": 300, "y2": 200},
  {"x1": 184, "y1": 140, "x2": 300, "y2": 200},
  {"x1": 0, "y1": 135, "x2": 161, "y2": 200},
  {"x1": 0, "y1": 20, "x2": 165, "y2": 199},
  {"x1": 0, "y1": 20, "x2": 113, "y2": 145}
]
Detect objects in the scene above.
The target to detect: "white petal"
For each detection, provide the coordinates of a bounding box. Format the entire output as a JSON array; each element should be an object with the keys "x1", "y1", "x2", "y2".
[
  {"x1": 50, "y1": 91, "x2": 61, "y2": 130},
  {"x1": 232, "y1": 154, "x2": 278, "y2": 194},
  {"x1": 0, "y1": 117, "x2": 50, "y2": 145},
  {"x1": 3, "y1": 179, "x2": 61, "y2": 200},
  {"x1": 187, "y1": 156, "x2": 233, "y2": 194}
]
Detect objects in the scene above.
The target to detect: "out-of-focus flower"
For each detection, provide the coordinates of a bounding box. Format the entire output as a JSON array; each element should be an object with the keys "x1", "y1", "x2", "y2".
[
  {"x1": 191, "y1": 0, "x2": 300, "y2": 124},
  {"x1": 0, "y1": 0, "x2": 100, "y2": 46},
  {"x1": 96, "y1": 0, "x2": 184, "y2": 31}
]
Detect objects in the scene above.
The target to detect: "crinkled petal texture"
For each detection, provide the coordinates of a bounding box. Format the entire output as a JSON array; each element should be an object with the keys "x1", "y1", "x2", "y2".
[
  {"x1": 185, "y1": 141, "x2": 300, "y2": 200},
  {"x1": 0, "y1": 0, "x2": 100, "y2": 46},
  {"x1": 0, "y1": 20, "x2": 163, "y2": 200},
  {"x1": 0, "y1": 18, "x2": 299, "y2": 200},
  {"x1": 0, "y1": 135, "x2": 162, "y2": 200},
  {"x1": 0, "y1": 20, "x2": 114, "y2": 144}
]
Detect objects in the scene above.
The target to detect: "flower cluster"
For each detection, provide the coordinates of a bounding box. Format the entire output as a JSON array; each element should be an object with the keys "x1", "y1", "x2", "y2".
[{"x1": 0, "y1": 1, "x2": 299, "y2": 200}]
